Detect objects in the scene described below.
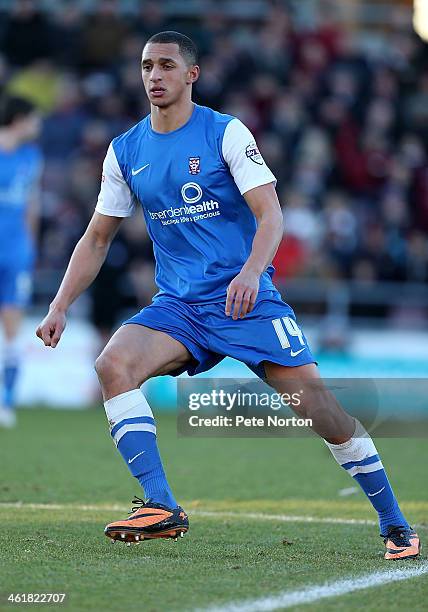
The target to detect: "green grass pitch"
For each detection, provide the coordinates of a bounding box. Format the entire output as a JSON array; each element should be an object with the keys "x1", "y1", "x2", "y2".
[{"x1": 0, "y1": 408, "x2": 427, "y2": 611}]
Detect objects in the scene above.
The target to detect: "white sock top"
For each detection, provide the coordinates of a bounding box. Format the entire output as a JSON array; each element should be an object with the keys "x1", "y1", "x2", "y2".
[
  {"x1": 324, "y1": 419, "x2": 378, "y2": 465},
  {"x1": 104, "y1": 389, "x2": 153, "y2": 426}
]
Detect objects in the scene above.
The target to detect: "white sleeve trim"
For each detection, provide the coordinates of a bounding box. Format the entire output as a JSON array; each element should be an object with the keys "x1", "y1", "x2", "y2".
[
  {"x1": 95, "y1": 207, "x2": 135, "y2": 218},
  {"x1": 95, "y1": 142, "x2": 137, "y2": 217},
  {"x1": 222, "y1": 118, "x2": 276, "y2": 195}
]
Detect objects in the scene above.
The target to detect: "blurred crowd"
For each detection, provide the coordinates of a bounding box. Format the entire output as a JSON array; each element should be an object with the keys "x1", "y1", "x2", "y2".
[{"x1": 1, "y1": 0, "x2": 428, "y2": 331}]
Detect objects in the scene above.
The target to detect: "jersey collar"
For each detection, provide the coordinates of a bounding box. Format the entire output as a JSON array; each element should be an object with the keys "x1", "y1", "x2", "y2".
[{"x1": 147, "y1": 104, "x2": 199, "y2": 140}]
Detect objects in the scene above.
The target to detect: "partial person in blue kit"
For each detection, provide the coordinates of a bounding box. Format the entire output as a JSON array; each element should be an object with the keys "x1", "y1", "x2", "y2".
[
  {"x1": 36, "y1": 32, "x2": 420, "y2": 559},
  {"x1": 0, "y1": 96, "x2": 42, "y2": 428}
]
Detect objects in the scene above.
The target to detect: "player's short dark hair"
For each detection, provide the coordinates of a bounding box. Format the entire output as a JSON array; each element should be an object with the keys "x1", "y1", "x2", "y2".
[
  {"x1": 146, "y1": 31, "x2": 198, "y2": 65},
  {"x1": 0, "y1": 95, "x2": 36, "y2": 127}
]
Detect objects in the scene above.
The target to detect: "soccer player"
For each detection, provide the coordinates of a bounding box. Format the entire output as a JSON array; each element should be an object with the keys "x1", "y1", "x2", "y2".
[
  {"x1": 0, "y1": 96, "x2": 42, "y2": 428},
  {"x1": 36, "y1": 32, "x2": 419, "y2": 559}
]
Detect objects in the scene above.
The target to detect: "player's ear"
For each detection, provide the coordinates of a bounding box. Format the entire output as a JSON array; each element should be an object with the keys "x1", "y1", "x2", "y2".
[{"x1": 187, "y1": 65, "x2": 200, "y2": 85}]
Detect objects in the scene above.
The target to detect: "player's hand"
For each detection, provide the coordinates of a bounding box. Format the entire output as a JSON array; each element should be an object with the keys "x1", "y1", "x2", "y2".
[
  {"x1": 225, "y1": 269, "x2": 259, "y2": 320},
  {"x1": 36, "y1": 307, "x2": 67, "y2": 348}
]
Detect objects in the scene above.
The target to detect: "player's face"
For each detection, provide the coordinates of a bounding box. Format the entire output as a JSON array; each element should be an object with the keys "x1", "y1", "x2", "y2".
[{"x1": 141, "y1": 43, "x2": 198, "y2": 107}]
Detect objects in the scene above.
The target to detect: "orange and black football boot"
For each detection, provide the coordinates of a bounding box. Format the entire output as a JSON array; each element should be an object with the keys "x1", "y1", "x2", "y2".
[
  {"x1": 383, "y1": 526, "x2": 421, "y2": 560},
  {"x1": 104, "y1": 497, "x2": 189, "y2": 545}
]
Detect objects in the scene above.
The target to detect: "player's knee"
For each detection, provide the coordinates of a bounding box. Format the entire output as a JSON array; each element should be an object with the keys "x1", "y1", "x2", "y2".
[
  {"x1": 94, "y1": 345, "x2": 151, "y2": 388},
  {"x1": 94, "y1": 348, "x2": 126, "y2": 384}
]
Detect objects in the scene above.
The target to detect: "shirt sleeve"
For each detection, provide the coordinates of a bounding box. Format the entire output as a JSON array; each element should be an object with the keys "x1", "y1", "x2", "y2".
[
  {"x1": 221, "y1": 118, "x2": 276, "y2": 195},
  {"x1": 95, "y1": 142, "x2": 137, "y2": 217}
]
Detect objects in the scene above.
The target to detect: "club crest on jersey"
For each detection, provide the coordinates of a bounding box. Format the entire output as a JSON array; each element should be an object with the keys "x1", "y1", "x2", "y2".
[
  {"x1": 188, "y1": 156, "x2": 201, "y2": 175},
  {"x1": 245, "y1": 141, "x2": 263, "y2": 165}
]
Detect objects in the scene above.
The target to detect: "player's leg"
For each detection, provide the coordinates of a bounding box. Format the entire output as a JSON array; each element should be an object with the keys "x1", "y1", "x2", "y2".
[
  {"x1": 95, "y1": 323, "x2": 192, "y2": 542},
  {"x1": 95, "y1": 323, "x2": 190, "y2": 504},
  {"x1": 0, "y1": 306, "x2": 23, "y2": 428},
  {"x1": 205, "y1": 290, "x2": 420, "y2": 558},
  {"x1": 264, "y1": 361, "x2": 420, "y2": 559},
  {"x1": 0, "y1": 265, "x2": 32, "y2": 427}
]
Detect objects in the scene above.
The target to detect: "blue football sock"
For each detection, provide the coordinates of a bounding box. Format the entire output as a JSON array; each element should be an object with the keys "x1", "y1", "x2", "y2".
[
  {"x1": 4, "y1": 364, "x2": 19, "y2": 408},
  {"x1": 104, "y1": 389, "x2": 177, "y2": 508},
  {"x1": 325, "y1": 420, "x2": 409, "y2": 536},
  {"x1": 3, "y1": 339, "x2": 20, "y2": 409}
]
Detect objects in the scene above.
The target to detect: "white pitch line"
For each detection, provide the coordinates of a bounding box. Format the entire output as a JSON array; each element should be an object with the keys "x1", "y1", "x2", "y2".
[
  {"x1": 198, "y1": 564, "x2": 428, "y2": 612},
  {"x1": 193, "y1": 510, "x2": 376, "y2": 526},
  {"x1": 0, "y1": 502, "x2": 125, "y2": 512},
  {"x1": 1, "y1": 502, "x2": 427, "y2": 530},
  {"x1": 0, "y1": 502, "x2": 376, "y2": 525}
]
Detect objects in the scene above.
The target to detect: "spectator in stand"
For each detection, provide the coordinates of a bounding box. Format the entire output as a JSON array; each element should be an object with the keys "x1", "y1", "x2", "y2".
[{"x1": 1, "y1": 0, "x2": 55, "y2": 66}]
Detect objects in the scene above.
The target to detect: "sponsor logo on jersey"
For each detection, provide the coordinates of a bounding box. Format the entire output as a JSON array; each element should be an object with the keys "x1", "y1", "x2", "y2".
[
  {"x1": 245, "y1": 141, "x2": 264, "y2": 165},
  {"x1": 181, "y1": 182, "x2": 203, "y2": 204},
  {"x1": 188, "y1": 156, "x2": 200, "y2": 174},
  {"x1": 148, "y1": 181, "x2": 221, "y2": 226}
]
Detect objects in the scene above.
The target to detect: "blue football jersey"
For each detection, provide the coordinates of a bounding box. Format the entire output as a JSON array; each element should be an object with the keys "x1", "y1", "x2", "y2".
[
  {"x1": 0, "y1": 143, "x2": 42, "y2": 265},
  {"x1": 96, "y1": 104, "x2": 278, "y2": 303}
]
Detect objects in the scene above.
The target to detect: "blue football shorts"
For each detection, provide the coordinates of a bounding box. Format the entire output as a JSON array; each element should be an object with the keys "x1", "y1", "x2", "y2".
[
  {"x1": 0, "y1": 263, "x2": 32, "y2": 308},
  {"x1": 123, "y1": 289, "x2": 315, "y2": 378}
]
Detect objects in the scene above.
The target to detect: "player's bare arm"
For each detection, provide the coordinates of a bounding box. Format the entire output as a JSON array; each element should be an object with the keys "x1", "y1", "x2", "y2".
[
  {"x1": 36, "y1": 212, "x2": 123, "y2": 348},
  {"x1": 225, "y1": 182, "x2": 283, "y2": 320}
]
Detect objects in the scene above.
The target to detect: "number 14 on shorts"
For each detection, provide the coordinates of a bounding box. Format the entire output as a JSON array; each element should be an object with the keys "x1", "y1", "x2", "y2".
[{"x1": 272, "y1": 316, "x2": 305, "y2": 351}]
